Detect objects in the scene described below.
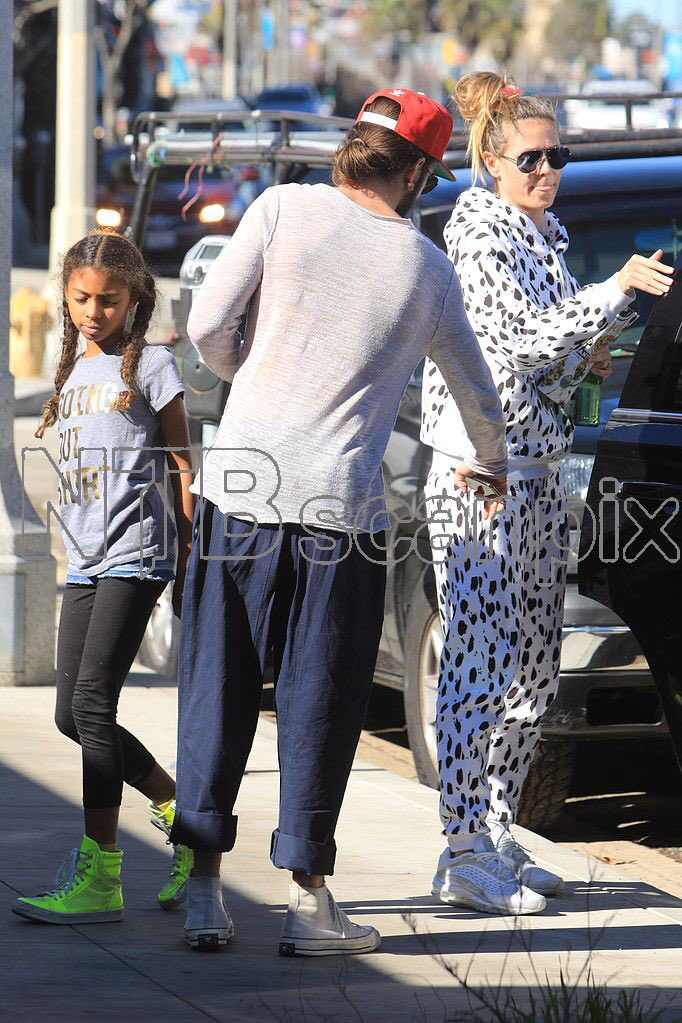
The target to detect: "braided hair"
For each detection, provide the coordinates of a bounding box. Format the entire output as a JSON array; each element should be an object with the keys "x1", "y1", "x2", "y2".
[{"x1": 35, "y1": 230, "x2": 157, "y2": 438}]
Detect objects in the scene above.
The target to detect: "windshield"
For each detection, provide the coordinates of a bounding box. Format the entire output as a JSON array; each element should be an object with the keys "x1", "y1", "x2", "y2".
[
  {"x1": 258, "y1": 89, "x2": 314, "y2": 105},
  {"x1": 101, "y1": 152, "x2": 237, "y2": 189},
  {"x1": 565, "y1": 215, "x2": 682, "y2": 359}
]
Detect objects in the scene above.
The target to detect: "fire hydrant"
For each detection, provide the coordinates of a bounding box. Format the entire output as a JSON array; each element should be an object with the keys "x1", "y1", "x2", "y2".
[{"x1": 9, "y1": 287, "x2": 50, "y2": 378}]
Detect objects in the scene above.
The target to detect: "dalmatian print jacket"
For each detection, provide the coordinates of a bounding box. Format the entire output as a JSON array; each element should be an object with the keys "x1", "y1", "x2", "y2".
[{"x1": 421, "y1": 187, "x2": 633, "y2": 475}]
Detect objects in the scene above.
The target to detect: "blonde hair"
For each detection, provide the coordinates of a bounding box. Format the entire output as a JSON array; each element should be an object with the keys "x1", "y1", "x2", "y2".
[{"x1": 453, "y1": 72, "x2": 557, "y2": 183}]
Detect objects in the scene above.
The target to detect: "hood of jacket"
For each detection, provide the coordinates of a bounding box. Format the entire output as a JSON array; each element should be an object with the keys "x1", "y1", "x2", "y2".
[{"x1": 453, "y1": 186, "x2": 569, "y2": 258}]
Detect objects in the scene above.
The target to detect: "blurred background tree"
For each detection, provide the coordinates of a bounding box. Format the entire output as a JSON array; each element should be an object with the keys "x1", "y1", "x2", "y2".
[
  {"x1": 94, "y1": 0, "x2": 149, "y2": 146},
  {"x1": 364, "y1": 0, "x2": 524, "y2": 60},
  {"x1": 440, "y1": 0, "x2": 525, "y2": 62},
  {"x1": 365, "y1": 0, "x2": 432, "y2": 41},
  {"x1": 544, "y1": 0, "x2": 611, "y2": 65}
]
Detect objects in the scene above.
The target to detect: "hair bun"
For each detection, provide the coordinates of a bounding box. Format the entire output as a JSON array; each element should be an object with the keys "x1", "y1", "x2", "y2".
[
  {"x1": 453, "y1": 71, "x2": 514, "y2": 126},
  {"x1": 451, "y1": 71, "x2": 554, "y2": 185}
]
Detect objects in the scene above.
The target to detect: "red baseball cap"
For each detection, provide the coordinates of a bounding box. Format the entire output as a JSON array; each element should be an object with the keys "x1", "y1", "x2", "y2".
[{"x1": 356, "y1": 88, "x2": 455, "y2": 182}]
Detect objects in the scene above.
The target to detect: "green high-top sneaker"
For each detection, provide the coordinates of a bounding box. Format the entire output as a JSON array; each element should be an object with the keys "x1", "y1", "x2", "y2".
[
  {"x1": 12, "y1": 835, "x2": 123, "y2": 924},
  {"x1": 148, "y1": 799, "x2": 193, "y2": 910}
]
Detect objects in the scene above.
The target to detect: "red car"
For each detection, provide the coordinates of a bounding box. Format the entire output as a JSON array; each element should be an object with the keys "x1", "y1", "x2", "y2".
[{"x1": 96, "y1": 145, "x2": 260, "y2": 271}]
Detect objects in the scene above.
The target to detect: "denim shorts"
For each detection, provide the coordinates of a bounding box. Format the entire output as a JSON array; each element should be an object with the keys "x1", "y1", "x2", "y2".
[{"x1": 66, "y1": 556, "x2": 176, "y2": 586}]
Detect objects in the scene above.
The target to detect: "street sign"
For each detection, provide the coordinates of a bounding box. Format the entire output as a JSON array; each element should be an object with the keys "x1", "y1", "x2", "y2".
[
  {"x1": 261, "y1": 8, "x2": 275, "y2": 52},
  {"x1": 664, "y1": 33, "x2": 682, "y2": 91}
]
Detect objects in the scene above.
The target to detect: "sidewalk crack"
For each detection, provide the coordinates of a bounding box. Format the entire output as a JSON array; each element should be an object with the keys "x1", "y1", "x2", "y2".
[{"x1": 71, "y1": 928, "x2": 224, "y2": 1022}]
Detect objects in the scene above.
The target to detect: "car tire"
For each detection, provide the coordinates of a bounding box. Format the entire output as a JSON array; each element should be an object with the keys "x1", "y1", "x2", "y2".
[
  {"x1": 403, "y1": 584, "x2": 440, "y2": 790},
  {"x1": 516, "y1": 739, "x2": 575, "y2": 833},
  {"x1": 403, "y1": 583, "x2": 576, "y2": 832},
  {"x1": 137, "y1": 582, "x2": 180, "y2": 678}
]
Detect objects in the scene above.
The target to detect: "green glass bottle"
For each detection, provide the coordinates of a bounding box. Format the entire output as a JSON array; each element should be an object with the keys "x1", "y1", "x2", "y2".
[{"x1": 572, "y1": 371, "x2": 602, "y2": 427}]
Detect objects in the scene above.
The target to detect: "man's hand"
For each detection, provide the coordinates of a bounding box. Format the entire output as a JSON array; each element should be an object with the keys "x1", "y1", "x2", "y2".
[{"x1": 454, "y1": 465, "x2": 507, "y2": 521}]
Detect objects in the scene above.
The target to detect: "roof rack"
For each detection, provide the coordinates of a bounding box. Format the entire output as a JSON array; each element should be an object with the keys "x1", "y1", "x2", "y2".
[
  {"x1": 129, "y1": 109, "x2": 354, "y2": 182},
  {"x1": 541, "y1": 89, "x2": 682, "y2": 130},
  {"x1": 127, "y1": 102, "x2": 682, "y2": 245}
]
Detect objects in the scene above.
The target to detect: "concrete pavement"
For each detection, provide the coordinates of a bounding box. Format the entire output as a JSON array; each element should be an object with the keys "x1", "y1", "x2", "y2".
[{"x1": 2, "y1": 680, "x2": 682, "y2": 1022}]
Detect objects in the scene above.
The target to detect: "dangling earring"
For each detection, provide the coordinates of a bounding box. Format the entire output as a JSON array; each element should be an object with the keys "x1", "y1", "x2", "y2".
[{"x1": 125, "y1": 305, "x2": 137, "y2": 334}]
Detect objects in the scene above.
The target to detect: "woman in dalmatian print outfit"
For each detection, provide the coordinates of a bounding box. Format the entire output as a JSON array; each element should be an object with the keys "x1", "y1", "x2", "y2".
[{"x1": 421, "y1": 71, "x2": 674, "y2": 916}]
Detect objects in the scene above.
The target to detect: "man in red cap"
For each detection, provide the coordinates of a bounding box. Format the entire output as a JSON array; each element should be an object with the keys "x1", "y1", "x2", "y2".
[{"x1": 172, "y1": 87, "x2": 508, "y2": 956}]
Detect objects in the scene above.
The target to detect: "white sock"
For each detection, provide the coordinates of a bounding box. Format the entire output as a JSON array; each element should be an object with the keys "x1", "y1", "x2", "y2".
[
  {"x1": 446, "y1": 833, "x2": 477, "y2": 855},
  {"x1": 190, "y1": 875, "x2": 221, "y2": 894}
]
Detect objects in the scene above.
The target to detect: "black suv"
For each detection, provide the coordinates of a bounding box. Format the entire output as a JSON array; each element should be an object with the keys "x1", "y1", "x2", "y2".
[
  {"x1": 129, "y1": 108, "x2": 682, "y2": 829},
  {"x1": 579, "y1": 246, "x2": 682, "y2": 782}
]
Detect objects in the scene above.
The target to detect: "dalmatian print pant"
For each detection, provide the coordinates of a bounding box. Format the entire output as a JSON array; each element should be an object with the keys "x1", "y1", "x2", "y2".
[{"x1": 425, "y1": 454, "x2": 569, "y2": 839}]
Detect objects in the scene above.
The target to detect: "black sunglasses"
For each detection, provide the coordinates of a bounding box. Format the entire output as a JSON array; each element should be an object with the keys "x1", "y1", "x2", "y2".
[
  {"x1": 500, "y1": 145, "x2": 571, "y2": 174},
  {"x1": 421, "y1": 172, "x2": 439, "y2": 194}
]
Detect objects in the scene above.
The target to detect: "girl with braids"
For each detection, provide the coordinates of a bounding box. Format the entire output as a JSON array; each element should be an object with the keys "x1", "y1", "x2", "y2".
[
  {"x1": 13, "y1": 230, "x2": 195, "y2": 926},
  {"x1": 422, "y1": 72, "x2": 673, "y2": 916}
]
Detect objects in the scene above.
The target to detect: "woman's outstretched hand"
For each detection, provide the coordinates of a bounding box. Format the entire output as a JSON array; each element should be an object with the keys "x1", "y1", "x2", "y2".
[{"x1": 617, "y1": 249, "x2": 674, "y2": 297}]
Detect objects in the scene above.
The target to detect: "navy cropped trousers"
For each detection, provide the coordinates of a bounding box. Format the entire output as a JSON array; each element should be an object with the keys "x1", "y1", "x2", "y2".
[{"x1": 171, "y1": 502, "x2": 386, "y2": 875}]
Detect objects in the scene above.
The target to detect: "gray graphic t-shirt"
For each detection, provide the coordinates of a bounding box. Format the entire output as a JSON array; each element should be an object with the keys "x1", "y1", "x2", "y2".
[{"x1": 56, "y1": 344, "x2": 184, "y2": 575}]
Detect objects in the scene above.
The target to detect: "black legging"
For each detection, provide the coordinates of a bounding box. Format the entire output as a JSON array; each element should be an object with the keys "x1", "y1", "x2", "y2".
[{"x1": 55, "y1": 578, "x2": 166, "y2": 809}]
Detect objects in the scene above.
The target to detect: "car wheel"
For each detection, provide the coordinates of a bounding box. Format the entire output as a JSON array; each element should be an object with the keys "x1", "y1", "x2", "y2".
[
  {"x1": 516, "y1": 739, "x2": 575, "y2": 833},
  {"x1": 403, "y1": 584, "x2": 576, "y2": 831},
  {"x1": 403, "y1": 585, "x2": 440, "y2": 789},
  {"x1": 137, "y1": 582, "x2": 179, "y2": 678}
]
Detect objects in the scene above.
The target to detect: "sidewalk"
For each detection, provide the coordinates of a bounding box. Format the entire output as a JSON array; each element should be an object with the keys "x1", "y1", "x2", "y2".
[{"x1": 1, "y1": 681, "x2": 681, "y2": 1022}]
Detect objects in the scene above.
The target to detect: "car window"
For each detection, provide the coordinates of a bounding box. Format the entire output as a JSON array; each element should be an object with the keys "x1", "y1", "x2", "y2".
[
  {"x1": 419, "y1": 197, "x2": 682, "y2": 414},
  {"x1": 564, "y1": 215, "x2": 682, "y2": 358},
  {"x1": 106, "y1": 158, "x2": 237, "y2": 190}
]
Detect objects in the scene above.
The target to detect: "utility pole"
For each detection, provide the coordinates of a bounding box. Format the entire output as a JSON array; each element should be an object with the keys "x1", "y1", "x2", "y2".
[
  {"x1": 0, "y1": 0, "x2": 56, "y2": 685},
  {"x1": 49, "y1": 0, "x2": 96, "y2": 273},
  {"x1": 222, "y1": 0, "x2": 238, "y2": 98},
  {"x1": 276, "y1": 0, "x2": 289, "y2": 86}
]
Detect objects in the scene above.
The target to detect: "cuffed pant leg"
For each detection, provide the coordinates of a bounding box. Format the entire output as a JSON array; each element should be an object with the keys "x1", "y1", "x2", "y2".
[
  {"x1": 171, "y1": 505, "x2": 281, "y2": 852},
  {"x1": 271, "y1": 529, "x2": 386, "y2": 876}
]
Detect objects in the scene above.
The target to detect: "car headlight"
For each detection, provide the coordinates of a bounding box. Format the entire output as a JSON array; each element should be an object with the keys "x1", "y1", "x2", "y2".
[
  {"x1": 560, "y1": 453, "x2": 595, "y2": 503},
  {"x1": 96, "y1": 208, "x2": 122, "y2": 228},
  {"x1": 560, "y1": 454, "x2": 595, "y2": 574},
  {"x1": 199, "y1": 203, "x2": 225, "y2": 224}
]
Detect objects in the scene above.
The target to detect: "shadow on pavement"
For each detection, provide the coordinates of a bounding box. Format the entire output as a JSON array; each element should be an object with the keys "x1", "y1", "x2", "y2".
[{"x1": 2, "y1": 762, "x2": 681, "y2": 1022}]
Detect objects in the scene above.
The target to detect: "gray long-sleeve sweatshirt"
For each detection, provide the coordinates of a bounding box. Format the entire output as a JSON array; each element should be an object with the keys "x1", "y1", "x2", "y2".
[{"x1": 187, "y1": 182, "x2": 507, "y2": 531}]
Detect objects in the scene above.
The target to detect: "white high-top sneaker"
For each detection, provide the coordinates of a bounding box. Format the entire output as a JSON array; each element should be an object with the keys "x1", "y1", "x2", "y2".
[
  {"x1": 183, "y1": 876, "x2": 235, "y2": 949},
  {"x1": 279, "y1": 883, "x2": 381, "y2": 957},
  {"x1": 488, "y1": 821, "x2": 563, "y2": 896},
  {"x1": 431, "y1": 835, "x2": 546, "y2": 915}
]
